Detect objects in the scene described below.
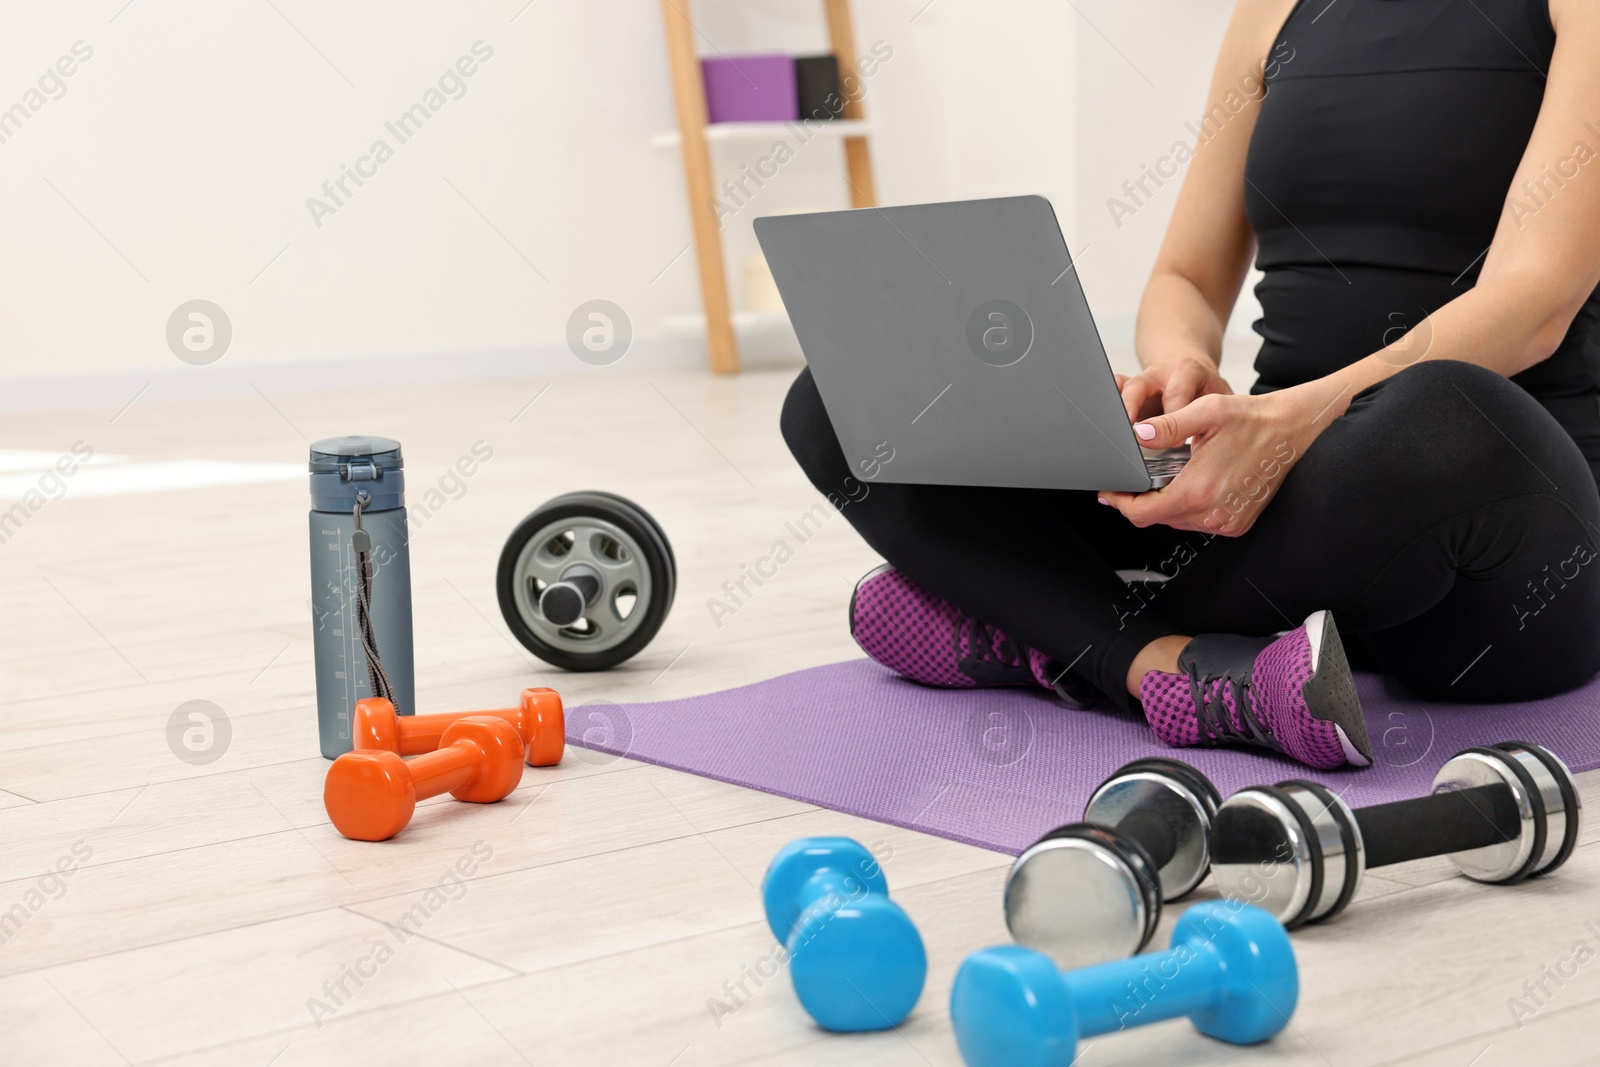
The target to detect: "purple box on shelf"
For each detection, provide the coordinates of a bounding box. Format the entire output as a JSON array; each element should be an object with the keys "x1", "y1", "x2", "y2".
[{"x1": 701, "y1": 54, "x2": 798, "y2": 123}]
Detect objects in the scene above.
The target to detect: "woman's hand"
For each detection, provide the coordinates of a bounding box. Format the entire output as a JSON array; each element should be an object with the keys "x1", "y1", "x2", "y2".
[
  {"x1": 1115, "y1": 353, "x2": 1234, "y2": 424},
  {"x1": 1100, "y1": 382, "x2": 1339, "y2": 536}
]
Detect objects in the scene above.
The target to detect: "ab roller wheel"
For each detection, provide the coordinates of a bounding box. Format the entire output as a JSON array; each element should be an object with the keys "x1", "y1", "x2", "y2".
[{"x1": 497, "y1": 492, "x2": 676, "y2": 671}]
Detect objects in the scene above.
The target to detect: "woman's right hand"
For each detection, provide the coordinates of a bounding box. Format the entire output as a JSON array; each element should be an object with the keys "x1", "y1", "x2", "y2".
[{"x1": 1114, "y1": 353, "x2": 1233, "y2": 425}]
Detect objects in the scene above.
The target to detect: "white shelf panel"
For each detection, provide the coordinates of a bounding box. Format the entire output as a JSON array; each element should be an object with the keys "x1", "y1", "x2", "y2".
[
  {"x1": 649, "y1": 119, "x2": 873, "y2": 151},
  {"x1": 662, "y1": 310, "x2": 794, "y2": 336}
]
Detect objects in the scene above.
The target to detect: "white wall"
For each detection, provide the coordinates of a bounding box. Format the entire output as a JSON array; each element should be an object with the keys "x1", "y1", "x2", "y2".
[
  {"x1": 0, "y1": 0, "x2": 1243, "y2": 399},
  {"x1": 1071, "y1": 0, "x2": 1263, "y2": 343},
  {"x1": 0, "y1": 0, "x2": 692, "y2": 382}
]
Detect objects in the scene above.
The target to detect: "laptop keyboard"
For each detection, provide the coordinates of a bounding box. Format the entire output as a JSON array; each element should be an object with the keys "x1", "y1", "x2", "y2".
[{"x1": 1142, "y1": 445, "x2": 1190, "y2": 479}]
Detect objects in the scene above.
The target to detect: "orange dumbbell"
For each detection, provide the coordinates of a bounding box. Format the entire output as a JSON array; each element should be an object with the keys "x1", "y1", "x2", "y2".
[
  {"x1": 325, "y1": 716, "x2": 525, "y2": 841},
  {"x1": 353, "y1": 688, "x2": 565, "y2": 767}
]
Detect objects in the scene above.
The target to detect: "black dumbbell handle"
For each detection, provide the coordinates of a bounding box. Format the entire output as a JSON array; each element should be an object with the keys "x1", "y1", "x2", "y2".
[
  {"x1": 1354, "y1": 784, "x2": 1522, "y2": 869},
  {"x1": 1114, "y1": 807, "x2": 1179, "y2": 870}
]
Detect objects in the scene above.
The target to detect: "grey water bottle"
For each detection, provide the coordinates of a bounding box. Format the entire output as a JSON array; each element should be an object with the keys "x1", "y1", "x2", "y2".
[{"x1": 309, "y1": 436, "x2": 416, "y2": 759}]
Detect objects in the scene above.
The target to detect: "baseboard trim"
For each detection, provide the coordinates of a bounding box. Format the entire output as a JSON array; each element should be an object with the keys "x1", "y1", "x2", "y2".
[{"x1": 0, "y1": 339, "x2": 721, "y2": 414}]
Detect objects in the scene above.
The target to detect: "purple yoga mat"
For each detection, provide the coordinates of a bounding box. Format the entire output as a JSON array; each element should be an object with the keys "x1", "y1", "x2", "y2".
[{"x1": 568, "y1": 659, "x2": 1600, "y2": 855}]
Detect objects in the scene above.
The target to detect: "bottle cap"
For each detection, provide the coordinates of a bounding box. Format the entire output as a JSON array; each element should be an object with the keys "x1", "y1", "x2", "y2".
[{"x1": 309, "y1": 435, "x2": 406, "y2": 511}]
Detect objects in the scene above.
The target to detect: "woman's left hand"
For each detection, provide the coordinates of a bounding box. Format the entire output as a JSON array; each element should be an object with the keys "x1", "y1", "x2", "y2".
[{"x1": 1099, "y1": 384, "x2": 1336, "y2": 536}]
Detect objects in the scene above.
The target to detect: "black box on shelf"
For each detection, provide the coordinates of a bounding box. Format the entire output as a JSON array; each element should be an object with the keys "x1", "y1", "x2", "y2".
[{"x1": 795, "y1": 55, "x2": 843, "y2": 121}]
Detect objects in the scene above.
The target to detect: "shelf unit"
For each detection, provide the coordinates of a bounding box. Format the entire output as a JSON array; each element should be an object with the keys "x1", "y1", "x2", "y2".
[{"x1": 657, "y1": 0, "x2": 878, "y2": 373}]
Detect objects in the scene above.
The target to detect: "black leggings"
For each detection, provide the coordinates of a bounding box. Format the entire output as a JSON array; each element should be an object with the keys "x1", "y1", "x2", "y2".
[{"x1": 781, "y1": 359, "x2": 1600, "y2": 709}]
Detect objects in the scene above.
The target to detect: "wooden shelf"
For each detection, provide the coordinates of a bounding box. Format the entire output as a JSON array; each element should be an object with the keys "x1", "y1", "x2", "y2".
[
  {"x1": 648, "y1": 119, "x2": 874, "y2": 151},
  {"x1": 657, "y1": 0, "x2": 877, "y2": 373}
]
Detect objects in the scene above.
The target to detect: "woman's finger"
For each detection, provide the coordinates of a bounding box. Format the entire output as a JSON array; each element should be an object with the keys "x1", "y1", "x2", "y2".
[
  {"x1": 1101, "y1": 486, "x2": 1189, "y2": 528},
  {"x1": 1120, "y1": 375, "x2": 1158, "y2": 425},
  {"x1": 1134, "y1": 395, "x2": 1229, "y2": 450},
  {"x1": 1161, "y1": 364, "x2": 1204, "y2": 415}
]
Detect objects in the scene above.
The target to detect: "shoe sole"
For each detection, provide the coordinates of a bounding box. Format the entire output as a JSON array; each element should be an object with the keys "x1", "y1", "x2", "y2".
[{"x1": 1301, "y1": 610, "x2": 1372, "y2": 765}]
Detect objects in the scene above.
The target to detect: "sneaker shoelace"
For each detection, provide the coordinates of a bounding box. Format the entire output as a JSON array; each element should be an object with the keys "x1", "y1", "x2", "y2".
[
  {"x1": 956, "y1": 615, "x2": 1026, "y2": 670},
  {"x1": 1189, "y1": 671, "x2": 1284, "y2": 753}
]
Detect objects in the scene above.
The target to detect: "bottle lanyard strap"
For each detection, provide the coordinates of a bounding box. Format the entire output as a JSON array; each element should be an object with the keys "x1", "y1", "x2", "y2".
[{"x1": 352, "y1": 493, "x2": 400, "y2": 712}]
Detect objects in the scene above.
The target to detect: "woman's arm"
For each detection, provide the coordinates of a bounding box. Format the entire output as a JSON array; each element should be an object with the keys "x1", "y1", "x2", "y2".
[
  {"x1": 1106, "y1": 0, "x2": 1600, "y2": 536},
  {"x1": 1121, "y1": 0, "x2": 1298, "y2": 421}
]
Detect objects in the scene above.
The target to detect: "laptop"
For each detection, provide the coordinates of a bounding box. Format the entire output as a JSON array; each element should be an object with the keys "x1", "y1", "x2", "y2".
[{"x1": 754, "y1": 195, "x2": 1188, "y2": 493}]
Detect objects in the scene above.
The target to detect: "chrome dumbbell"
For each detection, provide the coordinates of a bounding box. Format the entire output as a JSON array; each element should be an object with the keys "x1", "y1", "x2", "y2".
[
  {"x1": 1212, "y1": 740, "x2": 1582, "y2": 928},
  {"x1": 1005, "y1": 757, "x2": 1221, "y2": 968}
]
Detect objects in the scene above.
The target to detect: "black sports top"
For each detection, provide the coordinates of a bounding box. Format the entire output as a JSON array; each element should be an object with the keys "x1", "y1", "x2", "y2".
[{"x1": 1244, "y1": 0, "x2": 1600, "y2": 465}]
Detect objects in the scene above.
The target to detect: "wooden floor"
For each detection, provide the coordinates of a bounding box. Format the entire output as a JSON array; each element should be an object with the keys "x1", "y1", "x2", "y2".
[{"x1": 0, "y1": 364, "x2": 1595, "y2": 1066}]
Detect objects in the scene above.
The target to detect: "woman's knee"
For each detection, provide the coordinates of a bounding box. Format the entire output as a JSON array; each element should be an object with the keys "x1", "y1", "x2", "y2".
[
  {"x1": 779, "y1": 367, "x2": 832, "y2": 453},
  {"x1": 1357, "y1": 360, "x2": 1530, "y2": 435},
  {"x1": 780, "y1": 368, "x2": 845, "y2": 485},
  {"x1": 1380, "y1": 357, "x2": 1506, "y2": 393},
  {"x1": 1343, "y1": 359, "x2": 1595, "y2": 498}
]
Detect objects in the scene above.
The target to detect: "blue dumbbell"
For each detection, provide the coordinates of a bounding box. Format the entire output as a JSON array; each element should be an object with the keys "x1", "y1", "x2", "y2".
[
  {"x1": 761, "y1": 836, "x2": 928, "y2": 1031},
  {"x1": 951, "y1": 902, "x2": 1297, "y2": 1067}
]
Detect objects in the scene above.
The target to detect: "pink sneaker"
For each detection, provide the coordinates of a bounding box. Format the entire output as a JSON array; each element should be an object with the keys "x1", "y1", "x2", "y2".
[
  {"x1": 850, "y1": 565, "x2": 1094, "y2": 706},
  {"x1": 1140, "y1": 610, "x2": 1372, "y2": 769}
]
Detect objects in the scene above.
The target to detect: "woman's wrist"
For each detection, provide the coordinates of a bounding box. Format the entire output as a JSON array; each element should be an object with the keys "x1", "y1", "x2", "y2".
[
  {"x1": 1255, "y1": 380, "x2": 1334, "y2": 456},
  {"x1": 1266, "y1": 372, "x2": 1365, "y2": 460},
  {"x1": 1135, "y1": 343, "x2": 1221, "y2": 374},
  {"x1": 1297, "y1": 358, "x2": 1396, "y2": 429}
]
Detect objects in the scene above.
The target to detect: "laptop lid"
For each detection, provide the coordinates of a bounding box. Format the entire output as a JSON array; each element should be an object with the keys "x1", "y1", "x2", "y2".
[{"x1": 755, "y1": 195, "x2": 1153, "y2": 492}]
